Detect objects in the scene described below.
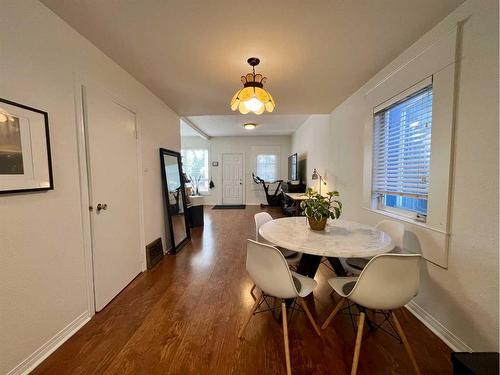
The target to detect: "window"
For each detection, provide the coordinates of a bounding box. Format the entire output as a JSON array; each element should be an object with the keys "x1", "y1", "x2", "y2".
[
  {"x1": 181, "y1": 149, "x2": 209, "y2": 191},
  {"x1": 255, "y1": 154, "x2": 278, "y2": 182},
  {"x1": 372, "y1": 85, "x2": 433, "y2": 218}
]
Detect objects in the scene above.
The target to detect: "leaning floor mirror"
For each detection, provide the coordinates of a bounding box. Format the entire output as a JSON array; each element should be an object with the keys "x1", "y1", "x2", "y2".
[{"x1": 160, "y1": 148, "x2": 190, "y2": 253}]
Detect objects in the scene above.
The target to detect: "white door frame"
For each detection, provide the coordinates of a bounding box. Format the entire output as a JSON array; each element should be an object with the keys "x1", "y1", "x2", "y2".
[
  {"x1": 73, "y1": 75, "x2": 146, "y2": 316},
  {"x1": 221, "y1": 152, "x2": 245, "y2": 205}
]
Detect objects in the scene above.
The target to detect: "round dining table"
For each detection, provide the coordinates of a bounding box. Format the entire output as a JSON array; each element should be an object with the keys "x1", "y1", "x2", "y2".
[{"x1": 259, "y1": 217, "x2": 394, "y2": 277}]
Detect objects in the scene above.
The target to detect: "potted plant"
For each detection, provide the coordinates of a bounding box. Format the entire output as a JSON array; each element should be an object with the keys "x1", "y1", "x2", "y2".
[{"x1": 300, "y1": 188, "x2": 342, "y2": 231}]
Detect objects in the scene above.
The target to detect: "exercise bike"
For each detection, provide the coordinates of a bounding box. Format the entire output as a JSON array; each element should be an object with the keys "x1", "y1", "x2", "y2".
[{"x1": 252, "y1": 173, "x2": 283, "y2": 208}]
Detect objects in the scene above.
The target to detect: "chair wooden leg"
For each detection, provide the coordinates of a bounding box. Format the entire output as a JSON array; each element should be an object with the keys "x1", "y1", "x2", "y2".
[
  {"x1": 299, "y1": 298, "x2": 322, "y2": 336},
  {"x1": 250, "y1": 284, "x2": 257, "y2": 300},
  {"x1": 281, "y1": 301, "x2": 292, "y2": 375},
  {"x1": 391, "y1": 311, "x2": 421, "y2": 375},
  {"x1": 399, "y1": 306, "x2": 409, "y2": 321},
  {"x1": 351, "y1": 311, "x2": 365, "y2": 375},
  {"x1": 321, "y1": 298, "x2": 345, "y2": 330},
  {"x1": 238, "y1": 293, "x2": 262, "y2": 339}
]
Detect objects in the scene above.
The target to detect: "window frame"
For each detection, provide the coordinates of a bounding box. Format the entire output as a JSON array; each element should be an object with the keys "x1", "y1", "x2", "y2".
[
  {"x1": 371, "y1": 80, "x2": 433, "y2": 222},
  {"x1": 180, "y1": 148, "x2": 210, "y2": 192},
  {"x1": 255, "y1": 153, "x2": 279, "y2": 183}
]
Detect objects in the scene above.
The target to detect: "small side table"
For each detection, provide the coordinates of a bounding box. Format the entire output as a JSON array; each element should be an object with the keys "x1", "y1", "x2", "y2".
[{"x1": 188, "y1": 195, "x2": 204, "y2": 228}]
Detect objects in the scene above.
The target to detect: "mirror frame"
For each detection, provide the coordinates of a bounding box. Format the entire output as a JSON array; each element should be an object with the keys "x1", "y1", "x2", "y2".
[{"x1": 159, "y1": 148, "x2": 191, "y2": 253}]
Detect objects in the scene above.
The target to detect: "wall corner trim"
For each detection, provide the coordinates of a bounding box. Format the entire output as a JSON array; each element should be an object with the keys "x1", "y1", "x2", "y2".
[
  {"x1": 7, "y1": 311, "x2": 91, "y2": 375},
  {"x1": 406, "y1": 301, "x2": 472, "y2": 353}
]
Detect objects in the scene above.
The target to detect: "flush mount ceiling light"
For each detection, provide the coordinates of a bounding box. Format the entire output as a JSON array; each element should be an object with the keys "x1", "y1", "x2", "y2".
[
  {"x1": 230, "y1": 57, "x2": 276, "y2": 115},
  {"x1": 242, "y1": 122, "x2": 257, "y2": 130}
]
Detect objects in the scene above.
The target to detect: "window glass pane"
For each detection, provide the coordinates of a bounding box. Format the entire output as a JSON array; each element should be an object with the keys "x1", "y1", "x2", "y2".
[
  {"x1": 256, "y1": 154, "x2": 277, "y2": 182},
  {"x1": 372, "y1": 85, "x2": 432, "y2": 216},
  {"x1": 383, "y1": 194, "x2": 428, "y2": 215},
  {"x1": 181, "y1": 149, "x2": 209, "y2": 191}
]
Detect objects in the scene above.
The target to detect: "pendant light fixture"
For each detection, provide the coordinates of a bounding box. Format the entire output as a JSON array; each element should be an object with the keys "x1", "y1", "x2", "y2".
[
  {"x1": 230, "y1": 57, "x2": 276, "y2": 115},
  {"x1": 0, "y1": 107, "x2": 14, "y2": 123}
]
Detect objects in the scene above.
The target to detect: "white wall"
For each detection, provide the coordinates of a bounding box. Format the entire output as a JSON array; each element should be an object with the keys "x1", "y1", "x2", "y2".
[
  {"x1": 0, "y1": 1, "x2": 180, "y2": 374},
  {"x1": 327, "y1": 0, "x2": 498, "y2": 351},
  {"x1": 291, "y1": 115, "x2": 331, "y2": 191},
  {"x1": 181, "y1": 135, "x2": 291, "y2": 205}
]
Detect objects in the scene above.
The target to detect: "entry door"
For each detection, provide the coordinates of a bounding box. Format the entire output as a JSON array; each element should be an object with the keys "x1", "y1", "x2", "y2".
[
  {"x1": 222, "y1": 153, "x2": 244, "y2": 205},
  {"x1": 83, "y1": 86, "x2": 142, "y2": 312}
]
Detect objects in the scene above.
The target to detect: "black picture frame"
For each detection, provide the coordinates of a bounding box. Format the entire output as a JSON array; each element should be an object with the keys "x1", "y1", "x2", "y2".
[
  {"x1": 159, "y1": 148, "x2": 191, "y2": 253},
  {"x1": 0, "y1": 98, "x2": 54, "y2": 194}
]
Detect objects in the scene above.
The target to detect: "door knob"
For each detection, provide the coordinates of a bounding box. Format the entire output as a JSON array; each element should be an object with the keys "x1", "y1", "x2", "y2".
[{"x1": 96, "y1": 203, "x2": 108, "y2": 212}]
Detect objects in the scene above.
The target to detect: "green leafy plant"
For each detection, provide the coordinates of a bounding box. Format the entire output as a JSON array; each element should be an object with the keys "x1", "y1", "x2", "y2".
[{"x1": 300, "y1": 188, "x2": 342, "y2": 222}]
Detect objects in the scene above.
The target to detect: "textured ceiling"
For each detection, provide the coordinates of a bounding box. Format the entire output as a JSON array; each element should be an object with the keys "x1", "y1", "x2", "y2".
[{"x1": 42, "y1": 0, "x2": 464, "y2": 115}]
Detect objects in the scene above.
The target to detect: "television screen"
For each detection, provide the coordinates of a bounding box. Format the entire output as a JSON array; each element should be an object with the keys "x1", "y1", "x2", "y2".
[{"x1": 288, "y1": 153, "x2": 298, "y2": 181}]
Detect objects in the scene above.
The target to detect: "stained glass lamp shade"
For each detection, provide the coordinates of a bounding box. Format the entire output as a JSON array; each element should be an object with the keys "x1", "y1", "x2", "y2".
[{"x1": 230, "y1": 57, "x2": 276, "y2": 115}]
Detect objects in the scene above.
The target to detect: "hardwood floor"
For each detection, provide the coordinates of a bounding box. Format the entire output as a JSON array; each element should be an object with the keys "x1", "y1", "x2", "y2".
[{"x1": 33, "y1": 206, "x2": 452, "y2": 374}]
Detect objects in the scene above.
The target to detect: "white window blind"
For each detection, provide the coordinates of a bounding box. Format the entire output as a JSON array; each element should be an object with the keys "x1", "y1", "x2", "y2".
[{"x1": 372, "y1": 85, "x2": 433, "y2": 200}]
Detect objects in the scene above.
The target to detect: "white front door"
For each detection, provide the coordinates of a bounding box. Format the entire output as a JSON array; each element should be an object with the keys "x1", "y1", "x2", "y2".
[
  {"x1": 222, "y1": 153, "x2": 244, "y2": 205},
  {"x1": 83, "y1": 86, "x2": 142, "y2": 312}
]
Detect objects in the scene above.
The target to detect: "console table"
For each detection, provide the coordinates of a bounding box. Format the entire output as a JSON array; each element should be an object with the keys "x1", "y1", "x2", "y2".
[{"x1": 187, "y1": 195, "x2": 204, "y2": 228}]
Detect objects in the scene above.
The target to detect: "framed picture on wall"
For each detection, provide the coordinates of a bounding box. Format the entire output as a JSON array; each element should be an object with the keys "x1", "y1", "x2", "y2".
[{"x1": 0, "y1": 98, "x2": 53, "y2": 194}]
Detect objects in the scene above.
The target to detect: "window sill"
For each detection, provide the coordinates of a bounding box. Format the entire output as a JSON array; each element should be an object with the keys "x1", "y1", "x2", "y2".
[
  {"x1": 196, "y1": 191, "x2": 211, "y2": 196},
  {"x1": 363, "y1": 207, "x2": 449, "y2": 235}
]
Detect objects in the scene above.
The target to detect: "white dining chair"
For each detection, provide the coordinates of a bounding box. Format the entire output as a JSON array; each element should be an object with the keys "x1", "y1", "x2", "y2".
[
  {"x1": 239, "y1": 239, "x2": 321, "y2": 375},
  {"x1": 342, "y1": 220, "x2": 405, "y2": 275},
  {"x1": 254, "y1": 212, "x2": 302, "y2": 262},
  {"x1": 251, "y1": 213, "x2": 302, "y2": 298},
  {"x1": 322, "y1": 253, "x2": 422, "y2": 375}
]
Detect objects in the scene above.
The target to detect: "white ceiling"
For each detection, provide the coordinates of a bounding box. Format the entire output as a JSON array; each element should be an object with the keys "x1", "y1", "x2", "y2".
[
  {"x1": 41, "y1": 0, "x2": 464, "y2": 115},
  {"x1": 184, "y1": 114, "x2": 311, "y2": 137},
  {"x1": 179, "y1": 120, "x2": 202, "y2": 137}
]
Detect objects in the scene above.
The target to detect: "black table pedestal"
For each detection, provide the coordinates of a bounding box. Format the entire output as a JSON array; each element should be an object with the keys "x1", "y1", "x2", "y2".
[{"x1": 296, "y1": 253, "x2": 347, "y2": 278}]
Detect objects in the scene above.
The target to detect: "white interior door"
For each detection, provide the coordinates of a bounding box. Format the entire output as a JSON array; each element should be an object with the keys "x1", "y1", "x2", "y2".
[
  {"x1": 83, "y1": 86, "x2": 141, "y2": 312},
  {"x1": 222, "y1": 153, "x2": 244, "y2": 205}
]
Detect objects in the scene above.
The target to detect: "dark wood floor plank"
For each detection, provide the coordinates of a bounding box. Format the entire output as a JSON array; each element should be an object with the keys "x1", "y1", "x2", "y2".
[{"x1": 32, "y1": 206, "x2": 452, "y2": 375}]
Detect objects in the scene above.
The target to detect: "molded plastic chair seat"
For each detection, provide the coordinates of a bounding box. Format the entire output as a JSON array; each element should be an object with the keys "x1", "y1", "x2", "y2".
[
  {"x1": 239, "y1": 239, "x2": 322, "y2": 375},
  {"x1": 345, "y1": 246, "x2": 403, "y2": 271},
  {"x1": 281, "y1": 247, "x2": 299, "y2": 258},
  {"x1": 250, "y1": 213, "x2": 303, "y2": 301},
  {"x1": 283, "y1": 250, "x2": 302, "y2": 265},
  {"x1": 255, "y1": 212, "x2": 302, "y2": 266},
  {"x1": 322, "y1": 253, "x2": 423, "y2": 375},
  {"x1": 327, "y1": 276, "x2": 358, "y2": 297},
  {"x1": 345, "y1": 258, "x2": 369, "y2": 271},
  {"x1": 291, "y1": 271, "x2": 317, "y2": 297},
  {"x1": 343, "y1": 220, "x2": 404, "y2": 275}
]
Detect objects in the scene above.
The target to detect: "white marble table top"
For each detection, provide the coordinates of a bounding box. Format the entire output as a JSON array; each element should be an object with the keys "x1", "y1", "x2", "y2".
[{"x1": 259, "y1": 217, "x2": 394, "y2": 258}]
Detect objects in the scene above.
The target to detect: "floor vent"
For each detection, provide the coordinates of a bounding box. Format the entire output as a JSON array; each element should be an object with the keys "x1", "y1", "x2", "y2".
[{"x1": 146, "y1": 238, "x2": 164, "y2": 269}]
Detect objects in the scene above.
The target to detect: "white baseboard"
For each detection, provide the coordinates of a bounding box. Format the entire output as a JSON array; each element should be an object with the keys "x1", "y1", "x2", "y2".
[
  {"x1": 406, "y1": 301, "x2": 472, "y2": 352},
  {"x1": 7, "y1": 311, "x2": 91, "y2": 375}
]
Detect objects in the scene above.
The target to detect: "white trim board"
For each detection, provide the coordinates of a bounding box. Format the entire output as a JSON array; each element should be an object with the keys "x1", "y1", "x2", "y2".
[
  {"x1": 7, "y1": 311, "x2": 91, "y2": 375},
  {"x1": 406, "y1": 301, "x2": 472, "y2": 352}
]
